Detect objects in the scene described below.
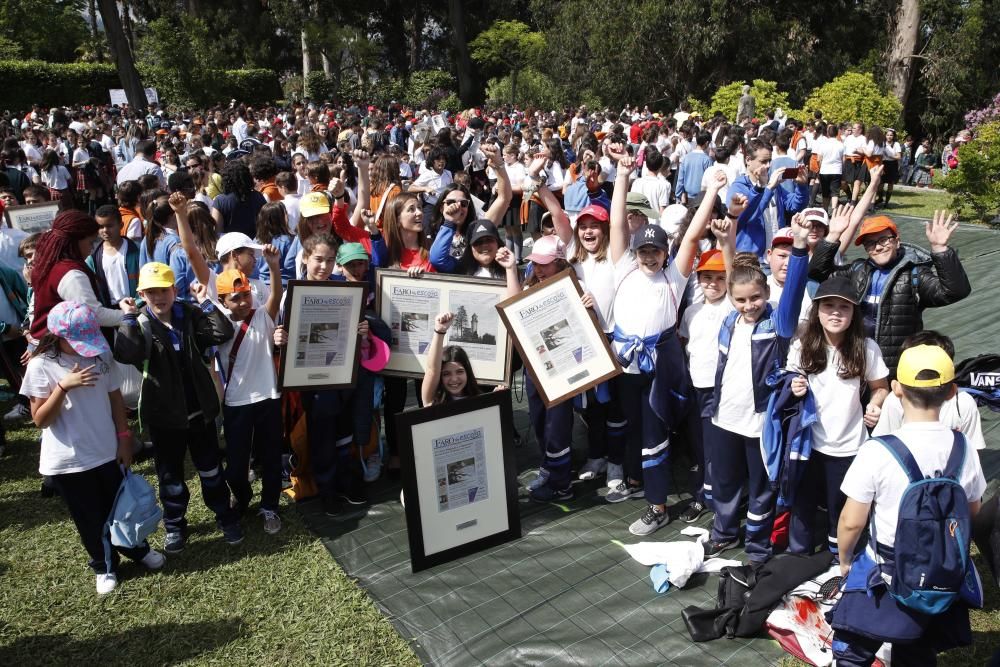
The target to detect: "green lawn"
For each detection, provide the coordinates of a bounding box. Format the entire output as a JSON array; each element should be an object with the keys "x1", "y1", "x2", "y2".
[
  {"x1": 886, "y1": 186, "x2": 956, "y2": 221},
  {"x1": 0, "y1": 418, "x2": 419, "y2": 666}
]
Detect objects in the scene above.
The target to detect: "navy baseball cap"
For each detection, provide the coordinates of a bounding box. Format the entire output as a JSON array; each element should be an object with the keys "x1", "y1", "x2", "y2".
[{"x1": 631, "y1": 224, "x2": 670, "y2": 252}]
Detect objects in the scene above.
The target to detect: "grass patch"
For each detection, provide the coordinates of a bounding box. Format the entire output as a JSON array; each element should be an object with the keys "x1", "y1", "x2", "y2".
[
  {"x1": 885, "y1": 187, "x2": 955, "y2": 221},
  {"x1": 0, "y1": 419, "x2": 419, "y2": 666}
]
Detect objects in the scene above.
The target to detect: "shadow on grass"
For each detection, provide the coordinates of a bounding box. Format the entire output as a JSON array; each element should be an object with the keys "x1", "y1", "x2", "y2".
[{"x1": 0, "y1": 618, "x2": 245, "y2": 664}]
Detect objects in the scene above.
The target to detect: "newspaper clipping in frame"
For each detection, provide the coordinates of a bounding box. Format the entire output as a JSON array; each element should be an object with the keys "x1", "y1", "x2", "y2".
[
  {"x1": 294, "y1": 294, "x2": 353, "y2": 368},
  {"x1": 519, "y1": 286, "x2": 595, "y2": 379},
  {"x1": 389, "y1": 285, "x2": 441, "y2": 356},
  {"x1": 433, "y1": 427, "x2": 489, "y2": 512},
  {"x1": 446, "y1": 289, "x2": 500, "y2": 362}
]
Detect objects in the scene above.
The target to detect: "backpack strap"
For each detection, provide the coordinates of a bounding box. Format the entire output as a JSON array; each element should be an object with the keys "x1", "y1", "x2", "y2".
[
  {"x1": 943, "y1": 430, "x2": 967, "y2": 481},
  {"x1": 874, "y1": 434, "x2": 923, "y2": 484}
]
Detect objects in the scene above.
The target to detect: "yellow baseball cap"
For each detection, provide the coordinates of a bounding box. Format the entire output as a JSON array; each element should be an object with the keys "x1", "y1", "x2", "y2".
[
  {"x1": 137, "y1": 262, "x2": 175, "y2": 291},
  {"x1": 896, "y1": 344, "x2": 955, "y2": 387},
  {"x1": 300, "y1": 191, "x2": 332, "y2": 217}
]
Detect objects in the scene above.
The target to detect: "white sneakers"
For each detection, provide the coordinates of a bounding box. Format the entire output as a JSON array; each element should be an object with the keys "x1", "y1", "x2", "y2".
[
  {"x1": 527, "y1": 468, "x2": 550, "y2": 491},
  {"x1": 606, "y1": 462, "x2": 624, "y2": 490},
  {"x1": 363, "y1": 452, "x2": 383, "y2": 483},
  {"x1": 95, "y1": 573, "x2": 118, "y2": 595},
  {"x1": 578, "y1": 457, "x2": 608, "y2": 481},
  {"x1": 260, "y1": 509, "x2": 282, "y2": 534},
  {"x1": 97, "y1": 549, "x2": 166, "y2": 594}
]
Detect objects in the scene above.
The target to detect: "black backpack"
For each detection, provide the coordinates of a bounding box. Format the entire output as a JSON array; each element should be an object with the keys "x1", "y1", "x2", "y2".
[{"x1": 955, "y1": 354, "x2": 1000, "y2": 411}]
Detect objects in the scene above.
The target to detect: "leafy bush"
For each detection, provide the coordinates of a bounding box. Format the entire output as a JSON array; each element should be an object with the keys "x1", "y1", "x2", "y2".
[
  {"x1": 485, "y1": 67, "x2": 568, "y2": 110},
  {"x1": 804, "y1": 72, "x2": 902, "y2": 128},
  {"x1": 282, "y1": 75, "x2": 304, "y2": 102},
  {"x1": 709, "y1": 80, "x2": 790, "y2": 120},
  {"x1": 438, "y1": 92, "x2": 463, "y2": 113},
  {"x1": 0, "y1": 60, "x2": 280, "y2": 111},
  {"x1": 304, "y1": 72, "x2": 335, "y2": 102},
  {"x1": 941, "y1": 120, "x2": 1000, "y2": 224},
  {"x1": 405, "y1": 69, "x2": 455, "y2": 107}
]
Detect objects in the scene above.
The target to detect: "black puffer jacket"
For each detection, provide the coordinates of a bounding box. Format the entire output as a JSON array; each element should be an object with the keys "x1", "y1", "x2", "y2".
[
  {"x1": 808, "y1": 239, "x2": 972, "y2": 372},
  {"x1": 114, "y1": 301, "x2": 234, "y2": 429}
]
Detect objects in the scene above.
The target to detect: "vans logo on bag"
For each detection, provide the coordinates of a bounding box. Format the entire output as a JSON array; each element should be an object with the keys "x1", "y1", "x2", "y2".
[{"x1": 969, "y1": 372, "x2": 1000, "y2": 388}]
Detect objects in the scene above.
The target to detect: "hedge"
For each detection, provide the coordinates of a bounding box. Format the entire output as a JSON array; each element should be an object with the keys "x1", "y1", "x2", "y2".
[{"x1": 0, "y1": 60, "x2": 281, "y2": 111}]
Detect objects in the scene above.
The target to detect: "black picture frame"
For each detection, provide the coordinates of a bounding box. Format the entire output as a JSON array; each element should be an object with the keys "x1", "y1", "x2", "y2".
[{"x1": 396, "y1": 390, "x2": 521, "y2": 572}]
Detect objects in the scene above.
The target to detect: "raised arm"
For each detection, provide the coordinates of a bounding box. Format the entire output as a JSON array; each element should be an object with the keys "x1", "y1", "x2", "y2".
[
  {"x1": 774, "y1": 214, "x2": 811, "y2": 337},
  {"x1": 709, "y1": 216, "x2": 738, "y2": 275},
  {"x1": 916, "y1": 210, "x2": 972, "y2": 306},
  {"x1": 838, "y1": 164, "x2": 884, "y2": 254},
  {"x1": 262, "y1": 245, "x2": 282, "y2": 320},
  {"x1": 172, "y1": 192, "x2": 212, "y2": 288},
  {"x1": 609, "y1": 147, "x2": 636, "y2": 264},
  {"x1": 351, "y1": 150, "x2": 371, "y2": 228},
  {"x1": 481, "y1": 144, "x2": 511, "y2": 227},
  {"x1": 421, "y1": 311, "x2": 454, "y2": 406},
  {"x1": 674, "y1": 170, "x2": 727, "y2": 279}
]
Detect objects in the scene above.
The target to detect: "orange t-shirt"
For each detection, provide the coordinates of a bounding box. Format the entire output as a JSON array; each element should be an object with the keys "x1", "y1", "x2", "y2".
[{"x1": 259, "y1": 181, "x2": 282, "y2": 202}]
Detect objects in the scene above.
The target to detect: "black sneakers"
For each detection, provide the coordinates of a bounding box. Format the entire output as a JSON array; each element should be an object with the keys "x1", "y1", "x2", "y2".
[
  {"x1": 679, "y1": 501, "x2": 708, "y2": 523},
  {"x1": 703, "y1": 538, "x2": 739, "y2": 559}
]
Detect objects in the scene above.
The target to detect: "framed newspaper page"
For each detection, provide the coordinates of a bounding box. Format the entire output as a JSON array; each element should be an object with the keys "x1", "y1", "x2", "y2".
[
  {"x1": 496, "y1": 268, "x2": 621, "y2": 407},
  {"x1": 4, "y1": 201, "x2": 59, "y2": 233},
  {"x1": 278, "y1": 280, "x2": 366, "y2": 391},
  {"x1": 375, "y1": 269, "x2": 512, "y2": 385},
  {"x1": 397, "y1": 389, "x2": 520, "y2": 572}
]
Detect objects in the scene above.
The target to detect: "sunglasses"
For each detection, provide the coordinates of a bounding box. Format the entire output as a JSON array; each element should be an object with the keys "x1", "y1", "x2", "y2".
[
  {"x1": 862, "y1": 235, "x2": 897, "y2": 251},
  {"x1": 445, "y1": 199, "x2": 471, "y2": 208}
]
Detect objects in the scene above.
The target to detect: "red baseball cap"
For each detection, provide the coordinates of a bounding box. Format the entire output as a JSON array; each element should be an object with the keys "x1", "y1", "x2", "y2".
[{"x1": 577, "y1": 204, "x2": 609, "y2": 224}]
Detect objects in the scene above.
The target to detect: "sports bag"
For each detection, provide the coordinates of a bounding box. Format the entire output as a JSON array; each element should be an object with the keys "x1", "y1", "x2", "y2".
[{"x1": 873, "y1": 431, "x2": 971, "y2": 614}]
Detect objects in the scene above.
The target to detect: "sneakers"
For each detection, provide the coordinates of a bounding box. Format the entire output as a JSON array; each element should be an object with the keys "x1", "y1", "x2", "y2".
[
  {"x1": 527, "y1": 468, "x2": 550, "y2": 491},
  {"x1": 219, "y1": 521, "x2": 244, "y2": 546},
  {"x1": 578, "y1": 457, "x2": 608, "y2": 481},
  {"x1": 529, "y1": 485, "x2": 573, "y2": 503},
  {"x1": 629, "y1": 505, "x2": 670, "y2": 536},
  {"x1": 605, "y1": 480, "x2": 644, "y2": 504},
  {"x1": 606, "y1": 463, "x2": 624, "y2": 489},
  {"x1": 338, "y1": 490, "x2": 368, "y2": 506},
  {"x1": 323, "y1": 496, "x2": 343, "y2": 516},
  {"x1": 679, "y1": 501, "x2": 708, "y2": 524},
  {"x1": 703, "y1": 538, "x2": 739, "y2": 559},
  {"x1": 363, "y1": 451, "x2": 383, "y2": 483},
  {"x1": 95, "y1": 572, "x2": 118, "y2": 595},
  {"x1": 164, "y1": 531, "x2": 186, "y2": 554},
  {"x1": 260, "y1": 509, "x2": 281, "y2": 534},
  {"x1": 3, "y1": 402, "x2": 31, "y2": 422},
  {"x1": 140, "y1": 549, "x2": 166, "y2": 570}
]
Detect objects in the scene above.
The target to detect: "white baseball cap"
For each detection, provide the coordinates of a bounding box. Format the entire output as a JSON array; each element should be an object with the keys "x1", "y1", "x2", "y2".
[{"x1": 216, "y1": 232, "x2": 263, "y2": 260}]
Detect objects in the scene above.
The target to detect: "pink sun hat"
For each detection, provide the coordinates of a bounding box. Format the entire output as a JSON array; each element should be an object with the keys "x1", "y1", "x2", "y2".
[
  {"x1": 47, "y1": 301, "x2": 111, "y2": 358},
  {"x1": 360, "y1": 334, "x2": 391, "y2": 372}
]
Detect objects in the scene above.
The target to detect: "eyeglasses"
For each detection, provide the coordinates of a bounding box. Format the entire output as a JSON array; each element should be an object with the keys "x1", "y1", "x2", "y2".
[
  {"x1": 445, "y1": 199, "x2": 470, "y2": 208},
  {"x1": 862, "y1": 235, "x2": 897, "y2": 251}
]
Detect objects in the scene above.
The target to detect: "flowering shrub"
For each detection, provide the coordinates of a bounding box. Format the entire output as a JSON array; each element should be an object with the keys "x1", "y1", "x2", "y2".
[{"x1": 963, "y1": 92, "x2": 1000, "y2": 131}]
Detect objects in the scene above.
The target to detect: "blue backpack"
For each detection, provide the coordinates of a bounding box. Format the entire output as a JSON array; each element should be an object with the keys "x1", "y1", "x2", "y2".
[
  {"x1": 873, "y1": 432, "x2": 971, "y2": 615},
  {"x1": 103, "y1": 466, "x2": 163, "y2": 569}
]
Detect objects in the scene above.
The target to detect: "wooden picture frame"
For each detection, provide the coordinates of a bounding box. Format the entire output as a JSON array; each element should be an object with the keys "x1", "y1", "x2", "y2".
[
  {"x1": 375, "y1": 269, "x2": 513, "y2": 385},
  {"x1": 397, "y1": 390, "x2": 521, "y2": 572},
  {"x1": 3, "y1": 201, "x2": 59, "y2": 234},
  {"x1": 495, "y1": 268, "x2": 621, "y2": 407},
  {"x1": 278, "y1": 280, "x2": 366, "y2": 391}
]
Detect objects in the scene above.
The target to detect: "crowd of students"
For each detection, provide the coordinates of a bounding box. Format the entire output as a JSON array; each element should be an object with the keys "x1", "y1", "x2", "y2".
[{"x1": 0, "y1": 100, "x2": 989, "y2": 664}]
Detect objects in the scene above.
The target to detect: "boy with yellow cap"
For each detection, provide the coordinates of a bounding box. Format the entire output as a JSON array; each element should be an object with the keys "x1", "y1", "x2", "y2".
[
  {"x1": 830, "y1": 344, "x2": 985, "y2": 666},
  {"x1": 114, "y1": 262, "x2": 240, "y2": 552}
]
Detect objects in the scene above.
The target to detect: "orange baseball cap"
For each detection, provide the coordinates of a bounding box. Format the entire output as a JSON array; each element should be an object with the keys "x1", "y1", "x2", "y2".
[
  {"x1": 216, "y1": 268, "x2": 252, "y2": 296},
  {"x1": 696, "y1": 248, "x2": 726, "y2": 272},
  {"x1": 854, "y1": 216, "x2": 898, "y2": 246}
]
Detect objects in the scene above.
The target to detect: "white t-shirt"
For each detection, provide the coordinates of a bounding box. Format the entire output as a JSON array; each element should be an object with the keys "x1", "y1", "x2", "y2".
[
  {"x1": 680, "y1": 297, "x2": 734, "y2": 388},
  {"x1": 767, "y1": 274, "x2": 811, "y2": 323},
  {"x1": 841, "y1": 421, "x2": 986, "y2": 560},
  {"x1": 283, "y1": 194, "x2": 301, "y2": 233},
  {"x1": 571, "y1": 247, "x2": 616, "y2": 333},
  {"x1": 217, "y1": 307, "x2": 280, "y2": 406},
  {"x1": 630, "y1": 176, "x2": 669, "y2": 222},
  {"x1": 101, "y1": 248, "x2": 130, "y2": 303},
  {"x1": 786, "y1": 338, "x2": 888, "y2": 456},
  {"x1": 873, "y1": 391, "x2": 985, "y2": 450},
  {"x1": 21, "y1": 352, "x2": 120, "y2": 475},
  {"x1": 412, "y1": 168, "x2": 452, "y2": 205},
  {"x1": 713, "y1": 319, "x2": 763, "y2": 437},
  {"x1": 505, "y1": 162, "x2": 526, "y2": 192},
  {"x1": 42, "y1": 165, "x2": 72, "y2": 189},
  {"x1": 843, "y1": 135, "x2": 866, "y2": 159},
  {"x1": 816, "y1": 137, "x2": 845, "y2": 175},
  {"x1": 611, "y1": 257, "x2": 685, "y2": 374},
  {"x1": 865, "y1": 140, "x2": 884, "y2": 158}
]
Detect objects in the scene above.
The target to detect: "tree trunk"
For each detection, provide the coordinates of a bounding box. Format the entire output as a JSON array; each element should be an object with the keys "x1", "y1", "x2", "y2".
[
  {"x1": 88, "y1": 0, "x2": 104, "y2": 62},
  {"x1": 446, "y1": 0, "x2": 476, "y2": 106},
  {"x1": 408, "y1": 2, "x2": 423, "y2": 73},
  {"x1": 887, "y1": 0, "x2": 920, "y2": 110},
  {"x1": 96, "y1": 0, "x2": 146, "y2": 111},
  {"x1": 301, "y1": 30, "x2": 311, "y2": 80},
  {"x1": 510, "y1": 70, "x2": 518, "y2": 108},
  {"x1": 322, "y1": 52, "x2": 332, "y2": 77}
]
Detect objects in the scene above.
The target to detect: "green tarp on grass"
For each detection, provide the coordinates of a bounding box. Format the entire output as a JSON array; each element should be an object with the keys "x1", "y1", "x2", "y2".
[{"x1": 304, "y1": 214, "x2": 1000, "y2": 666}]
